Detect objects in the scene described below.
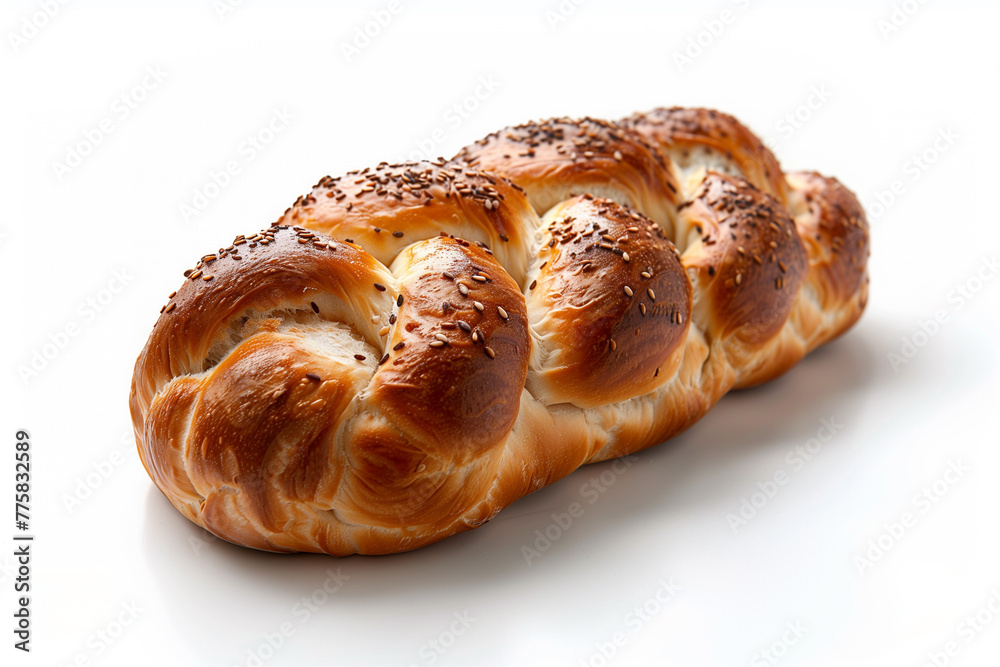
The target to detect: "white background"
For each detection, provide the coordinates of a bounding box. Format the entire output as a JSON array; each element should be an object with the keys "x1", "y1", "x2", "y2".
[{"x1": 2, "y1": 1, "x2": 999, "y2": 666}]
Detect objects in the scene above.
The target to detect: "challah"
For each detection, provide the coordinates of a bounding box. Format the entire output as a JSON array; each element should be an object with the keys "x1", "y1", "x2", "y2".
[{"x1": 130, "y1": 107, "x2": 869, "y2": 555}]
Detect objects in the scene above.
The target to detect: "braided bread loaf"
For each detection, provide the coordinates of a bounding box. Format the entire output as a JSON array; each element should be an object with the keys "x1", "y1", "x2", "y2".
[{"x1": 130, "y1": 108, "x2": 869, "y2": 555}]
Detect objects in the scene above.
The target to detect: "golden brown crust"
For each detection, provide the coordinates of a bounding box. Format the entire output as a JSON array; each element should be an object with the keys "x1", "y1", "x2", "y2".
[
  {"x1": 130, "y1": 227, "x2": 534, "y2": 552},
  {"x1": 130, "y1": 223, "x2": 395, "y2": 409},
  {"x1": 337, "y1": 239, "x2": 530, "y2": 531},
  {"x1": 131, "y1": 224, "x2": 398, "y2": 551},
  {"x1": 186, "y1": 332, "x2": 361, "y2": 529},
  {"x1": 786, "y1": 170, "x2": 870, "y2": 313},
  {"x1": 526, "y1": 195, "x2": 690, "y2": 407},
  {"x1": 138, "y1": 376, "x2": 202, "y2": 511},
  {"x1": 679, "y1": 173, "x2": 806, "y2": 347},
  {"x1": 276, "y1": 160, "x2": 539, "y2": 286},
  {"x1": 454, "y1": 117, "x2": 679, "y2": 231},
  {"x1": 368, "y1": 238, "x2": 529, "y2": 453},
  {"x1": 621, "y1": 107, "x2": 786, "y2": 204},
  {"x1": 130, "y1": 106, "x2": 870, "y2": 557}
]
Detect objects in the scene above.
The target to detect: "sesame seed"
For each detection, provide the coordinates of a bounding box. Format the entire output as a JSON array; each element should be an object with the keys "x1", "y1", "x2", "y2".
[
  {"x1": 393, "y1": 230, "x2": 404, "y2": 238},
  {"x1": 735, "y1": 273, "x2": 742, "y2": 286},
  {"x1": 639, "y1": 304, "x2": 647, "y2": 316},
  {"x1": 641, "y1": 271, "x2": 652, "y2": 279},
  {"x1": 168, "y1": 291, "x2": 176, "y2": 298},
  {"x1": 484, "y1": 347, "x2": 495, "y2": 359},
  {"x1": 472, "y1": 275, "x2": 487, "y2": 282},
  {"x1": 435, "y1": 333, "x2": 449, "y2": 343},
  {"x1": 458, "y1": 283, "x2": 470, "y2": 296},
  {"x1": 397, "y1": 294, "x2": 404, "y2": 307},
  {"x1": 613, "y1": 150, "x2": 623, "y2": 160},
  {"x1": 497, "y1": 306, "x2": 509, "y2": 320},
  {"x1": 624, "y1": 286, "x2": 633, "y2": 297},
  {"x1": 159, "y1": 305, "x2": 166, "y2": 313},
  {"x1": 627, "y1": 227, "x2": 639, "y2": 233},
  {"x1": 354, "y1": 354, "x2": 366, "y2": 361},
  {"x1": 429, "y1": 340, "x2": 446, "y2": 348},
  {"x1": 622, "y1": 252, "x2": 631, "y2": 263},
  {"x1": 379, "y1": 326, "x2": 390, "y2": 337},
  {"x1": 458, "y1": 320, "x2": 472, "y2": 332},
  {"x1": 379, "y1": 353, "x2": 390, "y2": 365},
  {"x1": 189, "y1": 270, "x2": 202, "y2": 280},
  {"x1": 371, "y1": 315, "x2": 380, "y2": 323},
  {"x1": 471, "y1": 331, "x2": 480, "y2": 342},
  {"x1": 441, "y1": 322, "x2": 456, "y2": 330},
  {"x1": 779, "y1": 261, "x2": 787, "y2": 273},
  {"x1": 389, "y1": 313, "x2": 397, "y2": 324},
  {"x1": 609, "y1": 339, "x2": 617, "y2": 351},
  {"x1": 165, "y1": 303, "x2": 176, "y2": 313},
  {"x1": 647, "y1": 289, "x2": 656, "y2": 301},
  {"x1": 374, "y1": 283, "x2": 387, "y2": 291},
  {"x1": 442, "y1": 301, "x2": 451, "y2": 310},
  {"x1": 442, "y1": 272, "x2": 455, "y2": 281},
  {"x1": 310, "y1": 301, "x2": 320, "y2": 314},
  {"x1": 473, "y1": 301, "x2": 484, "y2": 311},
  {"x1": 306, "y1": 373, "x2": 321, "y2": 382},
  {"x1": 529, "y1": 279, "x2": 537, "y2": 290},
  {"x1": 393, "y1": 341, "x2": 405, "y2": 351}
]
